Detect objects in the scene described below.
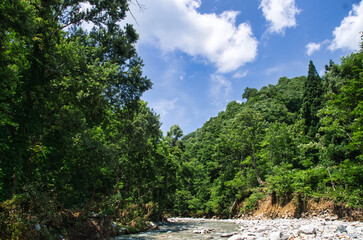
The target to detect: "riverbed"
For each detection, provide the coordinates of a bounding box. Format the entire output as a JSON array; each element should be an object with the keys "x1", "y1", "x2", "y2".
[{"x1": 112, "y1": 217, "x2": 362, "y2": 239}]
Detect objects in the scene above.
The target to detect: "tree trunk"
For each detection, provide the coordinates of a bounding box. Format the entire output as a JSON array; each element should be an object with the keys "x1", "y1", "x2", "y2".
[
  {"x1": 251, "y1": 154, "x2": 263, "y2": 185},
  {"x1": 251, "y1": 142, "x2": 264, "y2": 185}
]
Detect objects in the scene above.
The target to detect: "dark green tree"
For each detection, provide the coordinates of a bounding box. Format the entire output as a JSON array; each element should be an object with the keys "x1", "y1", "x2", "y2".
[
  {"x1": 242, "y1": 87, "x2": 258, "y2": 101},
  {"x1": 302, "y1": 60, "x2": 324, "y2": 136}
]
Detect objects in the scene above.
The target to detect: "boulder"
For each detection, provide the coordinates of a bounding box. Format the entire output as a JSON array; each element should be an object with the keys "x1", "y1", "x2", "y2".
[
  {"x1": 298, "y1": 224, "x2": 317, "y2": 235},
  {"x1": 269, "y1": 231, "x2": 282, "y2": 240}
]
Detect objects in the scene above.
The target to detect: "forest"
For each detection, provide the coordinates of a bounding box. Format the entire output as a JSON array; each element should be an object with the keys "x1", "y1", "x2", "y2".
[{"x1": 0, "y1": 0, "x2": 362, "y2": 239}]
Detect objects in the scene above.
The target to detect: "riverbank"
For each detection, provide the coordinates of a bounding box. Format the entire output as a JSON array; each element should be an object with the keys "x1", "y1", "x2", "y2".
[
  {"x1": 113, "y1": 217, "x2": 362, "y2": 239},
  {"x1": 235, "y1": 194, "x2": 363, "y2": 222}
]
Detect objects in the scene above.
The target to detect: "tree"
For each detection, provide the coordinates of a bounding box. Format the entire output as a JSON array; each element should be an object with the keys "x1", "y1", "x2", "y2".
[
  {"x1": 302, "y1": 61, "x2": 324, "y2": 137},
  {"x1": 0, "y1": 0, "x2": 153, "y2": 204},
  {"x1": 319, "y1": 51, "x2": 363, "y2": 160},
  {"x1": 166, "y1": 125, "x2": 184, "y2": 147},
  {"x1": 230, "y1": 108, "x2": 266, "y2": 185},
  {"x1": 242, "y1": 87, "x2": 258, "y2": 101}
]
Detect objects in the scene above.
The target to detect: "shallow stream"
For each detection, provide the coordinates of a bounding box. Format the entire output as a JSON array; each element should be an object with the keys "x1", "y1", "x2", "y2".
[{"x1": 113, "y1": 218, "x2": 240, "y2": 240}]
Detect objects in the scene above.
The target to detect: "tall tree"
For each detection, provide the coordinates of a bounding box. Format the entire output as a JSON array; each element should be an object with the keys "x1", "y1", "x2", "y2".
[
  {"x1": 230, "y1": 108, "x2": 266, "y2": 185},
  {"x1": 302, "y1": 61, "x2": 324, "y2": 136}
]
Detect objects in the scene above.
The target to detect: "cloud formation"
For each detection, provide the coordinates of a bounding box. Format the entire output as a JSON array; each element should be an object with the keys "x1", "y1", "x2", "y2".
[
  {"x1": 329, "y1": 0, "x2": 363, "y2": 51},
  {"x1": 233, "y1": 70, "x2": 248, "y2": 79},
  {"x1": 209, "y1": 74, "x2": 232, "y2": 106},
  {"x1": 151, "y1": 98, "x2": 178, "y2": 119},
  {"x1": 259, "y1": 0, "x2": 301, "y2": 34},
  {"x1": 306, "y1": 42, "x2": 321, "y2": 56},
  {"x1": 127, "y1": 0, "x2": 258, "y2": 73}
]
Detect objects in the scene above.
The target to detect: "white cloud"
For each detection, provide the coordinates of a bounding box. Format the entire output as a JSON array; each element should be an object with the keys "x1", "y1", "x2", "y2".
[
  {"x1": 127, "y1": 0, "x2": 258, "y2": 73},
  {"x1": 151, "y1": 98, "x2": 178, "y2": 119},
  {"x1": 265, "y1": 66, "x2": 283, "y2": 76},
  {"x1": 259, "y1": 0, "x2": 301, "y2": 34},
  {"x1": 233, "y1": 70, "x2": 248, "y2": 79},
  {"x1": 329, "y1": 0, "x2": 363, "y2": 51},
  {"x1": 209, "y1": 74, "x2": 232, "y2": 106},
  {"x1": 306, "y1": 42, "x2": 321, "y2": 56}
]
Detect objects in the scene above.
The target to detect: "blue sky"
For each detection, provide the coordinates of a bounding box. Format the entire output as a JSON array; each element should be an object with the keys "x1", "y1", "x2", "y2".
[{"x1": 123, "y1": 0, "x2": 363, "y2": 135}]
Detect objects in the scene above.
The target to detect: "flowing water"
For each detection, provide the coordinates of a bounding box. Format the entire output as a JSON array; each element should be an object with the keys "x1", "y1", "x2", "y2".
[{"x1": 112, "y1": 218, "x2": 241, "y2": 240}]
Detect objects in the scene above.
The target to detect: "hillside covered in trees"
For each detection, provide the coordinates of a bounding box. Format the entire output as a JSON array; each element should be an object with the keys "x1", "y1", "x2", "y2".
[
  {"x1": 172, "y1": 54, "x2": 362, "y2": 217},
  {"x1": 0, "y1": 0, "x2": 362, "y2": 239}
]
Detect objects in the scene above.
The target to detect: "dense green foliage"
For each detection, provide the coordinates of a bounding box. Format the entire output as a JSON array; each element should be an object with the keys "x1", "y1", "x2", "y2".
[
  {"x1": 0, "y1": 0, "x2": 362, "y2": 238},
  {"x1": 174, "y1": 53, "x2": 362, "y2": 217},
  {"x1": 0, "y1": 0, "x2": 179, "y2": 238}
]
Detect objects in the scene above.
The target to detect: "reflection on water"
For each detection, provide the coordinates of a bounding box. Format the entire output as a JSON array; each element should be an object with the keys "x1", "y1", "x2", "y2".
[{"x1": 113, "y1": 218, "x2": 240, "y2": 240}]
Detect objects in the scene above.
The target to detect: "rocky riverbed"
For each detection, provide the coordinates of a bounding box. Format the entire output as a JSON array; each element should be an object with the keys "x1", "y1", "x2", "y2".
[{"x1": 113, "y1": 217, "x2": 362, "y2": 240}]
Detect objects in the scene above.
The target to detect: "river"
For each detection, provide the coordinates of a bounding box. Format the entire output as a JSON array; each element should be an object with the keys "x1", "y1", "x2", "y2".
[
  {"x1": 112, "y1": 218, "x2": 240, "y2": 240},
  {"x1": 112, "y1": 217, "x2": 362, "y2": 240}
]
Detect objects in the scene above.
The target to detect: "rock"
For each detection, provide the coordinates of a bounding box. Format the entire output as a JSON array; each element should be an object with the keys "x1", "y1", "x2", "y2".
[
  {"x1": 256, "y1": 226, "x2": 269, "y2": 232},
  {"x1": 299, "y1": 224, "x2": 317, "y2": 234},
  {"x1": 228, "y1": 234, "x2": 244, "y2": 240},
  {"x1": 337, "y1": 224, "x2": 347, "y2": 233},
  {"x1": 349, "y1": 233, "x2": 358, "y2": 238},
  {"x1": 34, "y1": 223, "x2": 41, "y2": 231},
  {"x1": 269, "y1": 231, "x2": 282, "y2": 240},
  {"x1": 193, "y1": 229, "x2": 212, "y2": 234},
  {"x1": 346, "y1": 225, "x2": 355, "y2": 234},
  {"x1": 321, "y1": 233, "x2": 336, "y2": 239},
  {"x1": 221, "y1": 232, "x2": 237, "y2": 237},
  {"x1": 281, "y1": 233, "x2": 290, "y2": 240},
  {"x1": 256, "y1": 232, "x2": 265, "y2": 238},
  {"x1": 118, "y1": 227, "x2": 128, "y2": 234},
  {"x1": 147, "y1": 221, "x2": 159, "y2": 230}
]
